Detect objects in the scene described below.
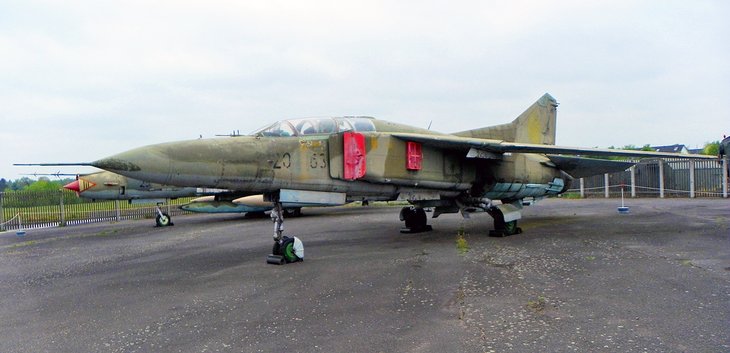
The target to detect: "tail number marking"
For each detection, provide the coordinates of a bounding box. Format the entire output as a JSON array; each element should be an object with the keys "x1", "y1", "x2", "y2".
[
  {"x1": 273, "y1": 153, "x2": 292, "y2": 169},
  {"x1": 310, "y1": 153, "x2": 327, "y2": 169}
]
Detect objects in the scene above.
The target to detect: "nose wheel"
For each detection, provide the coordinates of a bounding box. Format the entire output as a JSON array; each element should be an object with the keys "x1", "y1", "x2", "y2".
[
  {"x1": 266, "y1": 202, "x2": 304, "y2": 264},
  {"x1": 155, "y1": 205, "x2": 173, "y2": 227}
]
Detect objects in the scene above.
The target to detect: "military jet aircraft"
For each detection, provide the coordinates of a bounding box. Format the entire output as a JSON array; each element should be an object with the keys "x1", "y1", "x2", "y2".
[
  {"x1": 57, "y1": 171, "x2": 299, "y2": 226},
  {"x1": 24, "y1": 94, "x2": 716, "y2": 260}
]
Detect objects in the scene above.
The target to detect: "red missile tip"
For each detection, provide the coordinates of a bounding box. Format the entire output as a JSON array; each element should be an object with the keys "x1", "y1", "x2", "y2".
[{"x1": 64, "y1": 180, "x2": 80, "y2": 192}]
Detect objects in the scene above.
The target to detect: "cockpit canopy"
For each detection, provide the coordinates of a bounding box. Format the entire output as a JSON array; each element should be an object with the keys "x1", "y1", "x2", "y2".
[{"x1": 252, "y1": 116, "x2": 376, "y2": 137}]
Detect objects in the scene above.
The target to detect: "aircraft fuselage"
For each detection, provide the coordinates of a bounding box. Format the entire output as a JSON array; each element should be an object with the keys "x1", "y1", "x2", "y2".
[{"x1": 93, "y1": 131, "x2": 566, "y2": 204}]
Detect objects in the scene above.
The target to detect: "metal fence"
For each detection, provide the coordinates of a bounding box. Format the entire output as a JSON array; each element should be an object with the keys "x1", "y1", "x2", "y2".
[
  {"x1": 567, "y1": 158, "x2": 729, "y2": 198},
  {"x1": 0, "y1": 190, "x2": 195, "y2": 231}
]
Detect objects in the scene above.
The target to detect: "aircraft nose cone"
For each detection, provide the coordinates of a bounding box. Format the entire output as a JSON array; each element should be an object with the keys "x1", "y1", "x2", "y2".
[
  {"x1": 92, "y1": 157, "x2": 142, "y2": 173},
  {"x1": 64, "y1": 180, "x2": 80, "y2": 192},
  {"x1": 91, "y1": 144, "x2": 171, "y2": 185}
]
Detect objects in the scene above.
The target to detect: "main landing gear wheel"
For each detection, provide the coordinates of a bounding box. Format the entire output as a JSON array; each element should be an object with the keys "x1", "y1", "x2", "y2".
[
  {"x1": 488, "y1": 207, "x2": 521, "y2": 237},
  {"x1": 399, "y1": 206, "x2": 433, "y2": 233}
]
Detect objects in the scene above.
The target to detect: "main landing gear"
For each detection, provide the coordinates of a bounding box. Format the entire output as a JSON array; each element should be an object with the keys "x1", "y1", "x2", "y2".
[
  {"x1": 487, "y1": 206, "x2": 521, "y2": 237},
  {"x1": 399, "y1": 206, "x2": 432, "y2": 233},
  {"x1": 266, "y1": 202, "x2": 304, "y2": 265}
]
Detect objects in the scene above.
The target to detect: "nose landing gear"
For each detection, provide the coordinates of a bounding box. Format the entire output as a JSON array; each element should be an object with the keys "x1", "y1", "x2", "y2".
[
  {"x1": 155, "y1": 204, "x2": 173, "y2": 227},
  {"x1": 266, "y1": 202, "x2": 304, "y2": 265}
]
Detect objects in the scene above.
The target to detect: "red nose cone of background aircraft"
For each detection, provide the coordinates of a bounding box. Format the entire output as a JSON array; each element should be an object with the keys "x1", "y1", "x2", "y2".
[{"x1": 63, "y1": 180, "x2": 80, "y2": 192}]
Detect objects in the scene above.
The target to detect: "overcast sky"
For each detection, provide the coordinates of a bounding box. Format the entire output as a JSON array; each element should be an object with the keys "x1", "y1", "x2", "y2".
[{"x1": 1, "y1": 0, "x2": 728, "y2": 181}]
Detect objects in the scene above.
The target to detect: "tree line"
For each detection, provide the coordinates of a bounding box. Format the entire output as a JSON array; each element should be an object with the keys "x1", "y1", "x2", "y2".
[
  {"x1": 0, "y1": 177, "x2": 86, "y2": 208},
  {"x1": 0, "y1": 177, "x2": 75, "y2": 193},
  {"x1": 595, "y1": 141, "x2": 720, "y2": 160}
]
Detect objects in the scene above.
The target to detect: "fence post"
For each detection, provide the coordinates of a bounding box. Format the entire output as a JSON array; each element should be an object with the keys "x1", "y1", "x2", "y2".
[
  {"x1": 579, "y1": 178, "x2": 585, "y2": 198},
  {"x1": 59, "y1": 190, "x2": 66, "y2": 227},
  {"x1": 604, "y1": 174, "x2": 610, "y2": 198},
  {"x1": 659, "y1": 160, "x2": 665, "y2": 198},
  {"x1": 722, "y1": 157, "x2": 728, "y2": 198},
  {"x1": 0, "y1": 192, "x2": 4, "y2": 232},
  {"x1": 689, "y1": 160, "x2": 695, "y2": 198},
  {"x1": 115, "y1": 200, "x2": 121, "y2": 221},
  {"x1": 630, "y1": 166, "x2": 636, "y2": 198}
]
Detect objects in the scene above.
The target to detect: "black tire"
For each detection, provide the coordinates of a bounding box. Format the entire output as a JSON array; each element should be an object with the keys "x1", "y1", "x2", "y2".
[
  {"x1": 155, "y1": 213, "x2": 171, "y2": 227},
  {"x1": 490, "y1": 208, "x2": 518, "y2": 236},
  {"x1": 272, "y1": 241, "x2": 282, "y2": 256},
  {"x1": 403, "y1": 207, "x2": 427, "y2": 230},
  {"x1": 413, "y1": 208, "x2": 427, "y2": 229}
]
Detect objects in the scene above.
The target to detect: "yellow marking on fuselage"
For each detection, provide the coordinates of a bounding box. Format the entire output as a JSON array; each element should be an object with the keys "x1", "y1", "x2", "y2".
[
  {"x1": 370, "y1": 136, "x2": 378, "y2": 150},
  {"x1": 79, "y1": 178, "x2": 97, "y2": 192},
  {"x1": 299, "y1": 138, "x2": 324, "y2": 150},
  {"x1": 526, "y1": 112, "x2": 541, "y2": 144}
]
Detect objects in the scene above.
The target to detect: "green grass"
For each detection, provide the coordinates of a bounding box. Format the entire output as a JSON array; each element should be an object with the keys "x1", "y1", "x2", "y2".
[
  {"x1": 560, "y1": 192, "x2": 583, "y2": 199},
  {"x1": 2, "y1": 197, "x2": 196, "y2": 224},
  {"x1": 97, "y1": 229, "x2": 121, "y2": 237},
  {"x1": 9, "y1": 240, "x2": 37, "y2": 248},
  {"x1": 456, "y1": 226, "x2": 469, "y2": 254}
]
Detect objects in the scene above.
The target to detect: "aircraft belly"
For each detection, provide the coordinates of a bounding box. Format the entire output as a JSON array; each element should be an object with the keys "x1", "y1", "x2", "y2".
[
  {"x1": 78, "y1": 190, "x2": 123, "y2": 200},
  {"x1": 180, "y1": 200, "x2": 269, "y2": 214},
  {"x1": 364, "y1": 178, "x2": 471, "y2": 191},
  {"x1": 484, "y1": 179, "x2": 564, "y2": 200}
]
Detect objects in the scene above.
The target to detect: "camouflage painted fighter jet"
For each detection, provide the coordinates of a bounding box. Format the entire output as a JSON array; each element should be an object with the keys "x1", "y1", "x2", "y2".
[
  {"x1": 25, "y1": 94, "x2": 716, "y2": 258},
  {"x1": 61, "y1": 170, "x2": 196, "y2": 226},
  {"x1": 59, "y1": 171, "x2": 298, "y2": 226}
]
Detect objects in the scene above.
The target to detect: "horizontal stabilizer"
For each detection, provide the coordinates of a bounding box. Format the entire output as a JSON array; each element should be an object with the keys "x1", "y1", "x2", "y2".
[{"x1": 547, "y1": 155, "x2": 634, "y2": 178}]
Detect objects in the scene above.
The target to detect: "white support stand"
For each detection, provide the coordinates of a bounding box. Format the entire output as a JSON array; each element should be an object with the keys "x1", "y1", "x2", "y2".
[
  {"x1": 630, "y1": 166, "x2": 636, "y2": 198},
  {"x1": 579, "y1": 178, "x2": 585, "y2": 198}
]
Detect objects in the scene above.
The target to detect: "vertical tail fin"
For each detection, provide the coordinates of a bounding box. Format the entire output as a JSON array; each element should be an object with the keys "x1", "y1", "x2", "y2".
[{"x1": 454, "y1": 93, "x2": 558, "y2": 145}]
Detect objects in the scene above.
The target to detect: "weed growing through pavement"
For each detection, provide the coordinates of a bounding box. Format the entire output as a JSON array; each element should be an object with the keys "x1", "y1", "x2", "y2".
[
  {"x1": 527, "y1": 296, "x2": 546, "y2": 312},
  {"x1": 456, "y1": 225, "x2": 469, "y2": 254}
]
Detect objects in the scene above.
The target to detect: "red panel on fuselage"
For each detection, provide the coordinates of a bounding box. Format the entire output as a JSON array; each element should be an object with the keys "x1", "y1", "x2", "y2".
[
  {"x1": 344, "y1": 132, "x2": 366, "y2": 180},
  {"x1": 406, "y1": 141, "x2": 422, "y2": 170}
]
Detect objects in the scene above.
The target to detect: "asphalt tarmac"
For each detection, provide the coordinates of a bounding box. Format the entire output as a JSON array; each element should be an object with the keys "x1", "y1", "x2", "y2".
[{"x1": 0, "y1": 198, "x2": 728, "y2": 353}]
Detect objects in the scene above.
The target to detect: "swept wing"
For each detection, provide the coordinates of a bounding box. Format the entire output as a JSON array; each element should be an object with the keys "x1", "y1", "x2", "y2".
[{"x1": 389, "y1": 132, "x2": 716, "y2": 160}]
